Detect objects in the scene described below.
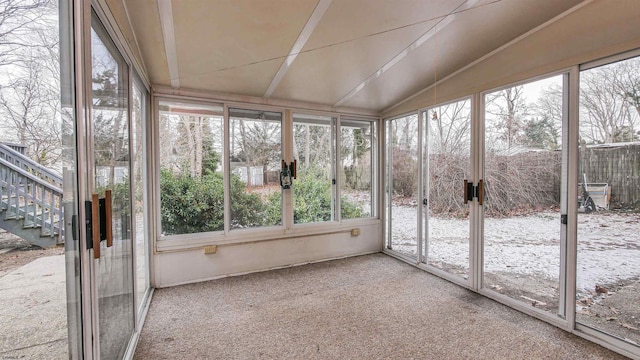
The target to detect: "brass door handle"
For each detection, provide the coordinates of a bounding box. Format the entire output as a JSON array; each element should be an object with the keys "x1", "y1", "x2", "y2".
[
  {"x1": 105, "y1": 189, "x2": 113, "y2": 247},
  {"x1": 92, "y1": 193, "x2": 100, "y2": 259}
]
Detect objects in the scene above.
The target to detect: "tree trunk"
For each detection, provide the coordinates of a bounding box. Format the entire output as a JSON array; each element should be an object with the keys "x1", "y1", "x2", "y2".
[
  {"x1": 304, "y1": 124, "x2": 310, "y2": 167},
  {"x1": 195, "y1": 116, "x2": 203, "y2": 177},
  {"x1": 182, "y1": 116, "x2": 195, "y2": 177}
]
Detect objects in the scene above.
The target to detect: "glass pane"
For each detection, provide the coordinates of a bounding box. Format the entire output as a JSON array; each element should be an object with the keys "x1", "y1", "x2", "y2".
[
  {"x1": 158, "y1": 101, "x2": 224, "y2": 235},
  {"x1": 61, "y1": 0, "x2": 83, "y2": 357},
  {"x1": 293, "y1": 114, "x2": 335, "y2": 224},
  {"x1": 131, "y1": 82, "x2": 148, "y2": 313},
  {"x1": 577, "y1": 56, "x2": 640, "y2": 344},
  {"x1": 91, "y1": 16, "x2": 134, "y2": 360},
  {"x1": 386, "y1": 115, "x2": 418, "y2": 258},
  {"x1": 0, "y1": 0, "x2": 81, "y2": 357},
  {"x1": 229, "y1": 109, "x2": 282, "y2": 229},
  {"x1": 483, "y1": 75, "x2": 564, "y2": 314},
  {"x1": 424, "y1": 100, "x2": 471, "y2": 279},
  {"x1": 341, "y1": 118, "x2": 375, "y2": 219}
]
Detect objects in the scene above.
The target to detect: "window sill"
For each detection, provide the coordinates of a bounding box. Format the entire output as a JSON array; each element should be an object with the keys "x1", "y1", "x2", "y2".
[{"x1": 156, "y1": 217, "x2": 381, "y2": 253}]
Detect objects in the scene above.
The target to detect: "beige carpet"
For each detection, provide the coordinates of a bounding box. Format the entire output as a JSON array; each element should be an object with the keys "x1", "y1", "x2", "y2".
[{"x1": 134, "y1": 253, "x2": 626, "y2": 359}]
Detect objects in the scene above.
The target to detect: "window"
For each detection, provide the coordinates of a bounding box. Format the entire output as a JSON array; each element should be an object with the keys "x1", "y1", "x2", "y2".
[
  {"x1": 293, "y1": 114, "x2": 336, "y2": 224},
  {"x1": 157, "y1": 103, "x2": 379, "y2": 240},
  {"x1": 158, "y1": 100, "x2": 224, "y2": 235},
  {"x1": 229, "y1": 108, "x2": 282, "y2": 229},
  {"x1": 341, "y1": 118, "x2": 376, "y2": 219}
]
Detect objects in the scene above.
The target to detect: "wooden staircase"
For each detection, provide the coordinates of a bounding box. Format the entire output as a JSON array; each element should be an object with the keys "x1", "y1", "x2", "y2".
[{"x1": 0, "y1": 144, "x2": 64, "y2": 248}]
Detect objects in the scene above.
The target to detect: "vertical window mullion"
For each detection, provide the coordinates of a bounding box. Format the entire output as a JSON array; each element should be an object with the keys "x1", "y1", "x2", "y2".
[
  {"x1": 283, "y1": 110, "x2": 293, "y2": 230},
  {"x1": 336, "y1": 115, "x2": 342, "y2": 221},
  {"x1": 223, "y1": 103, "x2": 230, "y2": 234},
  {"x1": 333, "y1": 116, "x2": 338, "y2": 221}
]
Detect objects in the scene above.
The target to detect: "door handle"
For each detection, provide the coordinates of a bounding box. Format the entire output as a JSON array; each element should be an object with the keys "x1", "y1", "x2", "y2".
[
  {"x1": 91, "y1": 190, "x2": 113, "y2": 259},
  {"x1": 105, "y1": 189, "x2": 113, "y2": 247},
  {"x1": 464, "y1": 180, "x2": 469, "y2": 204},
  {"x1": 92, "y1": 193, "x2": 100, "y2": 259},
  {"x1": 293, "y1": 159, "x2": 297, "y2": 179},
  {"x1": 464, "y1": 180, "x2": 483, "y2": 205}
]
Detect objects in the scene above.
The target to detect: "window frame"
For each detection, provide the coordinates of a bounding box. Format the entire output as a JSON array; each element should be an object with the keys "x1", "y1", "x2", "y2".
[
  {"x1": 153, "y1": 96, "x2": 381, "y2": 251},
  {"x1": 291, "y1": 112, "x2": 338, "y2": 225}
]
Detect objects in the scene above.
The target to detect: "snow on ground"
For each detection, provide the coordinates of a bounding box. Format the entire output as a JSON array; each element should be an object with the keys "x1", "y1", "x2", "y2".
[{"x1": 389, "y1": 206, "x2": 640, "y2": 294}]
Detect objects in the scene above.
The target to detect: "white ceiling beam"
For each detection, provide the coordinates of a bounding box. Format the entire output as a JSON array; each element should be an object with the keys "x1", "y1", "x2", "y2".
[
  {"x1": 158, "y1": 0, "x2": 180, "y2": 88},
  {"x1": 263, "y1": 0, "x2": 333, "y2": 99},
  {"x1": 333, "y1": 0, "x2": 479, "y2": 108}
]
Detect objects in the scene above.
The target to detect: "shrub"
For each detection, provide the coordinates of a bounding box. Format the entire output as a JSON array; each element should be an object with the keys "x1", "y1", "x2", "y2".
[
  {"x1": 392, "y1": 147, "x2": 418, "y2": 197},
  {"x1": 160, "y1": 170, "x2": 264, "y2": 235},
  {"x1": 340, "y1": 195, "x2": 364, "y2": 219},
  {"x1": 161, "y1": 166, "x2": 365, "y2": 234},
  {"x1": 265, "y1": 166, "x2": 363, "y2": 223},
  {"x1": 230, "y1": 175, "x2": 268, "y2": 228}
]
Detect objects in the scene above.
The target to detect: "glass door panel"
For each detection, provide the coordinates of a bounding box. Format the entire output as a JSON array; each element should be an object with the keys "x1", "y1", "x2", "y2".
[
  {"x1": 422, "y1": 99, "x2": 471, "y2": 279},
  {"x1": 386, "y1": 114, "x2": 419, "y2": 259},
  {"x1": 577, "y1": 56, "x2": 640, "y2": 344},
  {"x1": 340, "y1": 118, "x2": 376, "y2": 220},
  {"x1": 293, "y1": 114, "x2": 335, "y2": 224},
  {"x1": 61, "y1": 0, "x2": 83, "y2": 356},
  {"x1": 229, "y1": 109, "x2": 282, "y2": 229},
  {"x1": 131, "y1": 80, "x2": 149, "y2": 314},
  {"x1": 91, "y1": 15, "x2": 135, "y2": 360},
  {"x1": 483, "y1": 75, "x2": 565, "y2": 314}
]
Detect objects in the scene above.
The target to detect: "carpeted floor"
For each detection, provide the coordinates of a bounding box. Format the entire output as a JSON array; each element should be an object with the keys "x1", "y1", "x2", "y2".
[{"x1": 134, "y1": 253, "x2": 627, "y2": 359}]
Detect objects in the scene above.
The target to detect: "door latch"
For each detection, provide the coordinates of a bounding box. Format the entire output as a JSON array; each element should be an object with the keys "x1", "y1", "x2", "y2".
[{"x1": 464, "y1": 179, "x2": 484, "y2": 205}]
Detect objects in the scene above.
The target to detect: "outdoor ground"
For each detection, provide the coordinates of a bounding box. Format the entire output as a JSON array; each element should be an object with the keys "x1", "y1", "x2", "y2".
[
  {"x1": 390, "y1": 205, "x2": 640, "y2": 345},
  {"x1": 0, "y1": 230, "x2": 67, "y2": 359},
  {"x1": 0, "y1": 230, "x2": 63, "y2": 277},
  {"x1": 1, "y1": 206, "x2": 639, "y2": 355}
]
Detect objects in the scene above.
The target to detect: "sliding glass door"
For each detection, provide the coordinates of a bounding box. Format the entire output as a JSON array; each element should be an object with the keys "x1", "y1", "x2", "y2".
[
  {"x1": 90, "y1": 13, "x2": 135, "y2": 360},
  {"x1": 421, "y1": 99, "x2": 472, "y2": 280},
  {"x1": 385, "y1": 77, "x2": 570, "y2": 314},
  {"x1": 576, "y1": 55, "x2": 640, "y2": 347},
  {"x1": 386, "y1": 114, "x2": 420, "y2": 259},
  {"x1": 482, "y1": 74, "x2": 567, "y2": 316}
]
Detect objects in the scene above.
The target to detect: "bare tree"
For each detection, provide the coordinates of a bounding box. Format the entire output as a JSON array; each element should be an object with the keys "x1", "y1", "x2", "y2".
[
  {"x1": 0, "y1": 0, "x2": 53, "y2": 68},
  {"x1": 523, "y1": 83, "x2": 563, "y2": 150},
  {"x1": 486, "y1": 86, "x2": 529, "y2": 150},
  {"x1": 231, "y1": 116, "x2": 280, "y2": 186},
  {"x1": 0, "y1": 55, "x2": 61, "y2": 166},
  {"x1": 177, "y1": 115, "x2": 207, "y2": 177},
  {"x1": 293, "y1": 122, "x2": 331, "y2": 169},
  {"x1": 617, "y1": 58, "x2": 640, "y2": 119},
  {"x1": 0, "y1": 0, "x2": 60, "y2": 165},
  {"x1": 427, "y1": 101, "x2": 471, "y2": 214},
  {"x1": 580, "y1": 60, "x2": 640, "y2": 144},
  {"x1": 429, "y1": 100, "x2": 471, "y2": 154},
  {"x1": 388, "y1": 115, "x2": 418, "y2": 197}
]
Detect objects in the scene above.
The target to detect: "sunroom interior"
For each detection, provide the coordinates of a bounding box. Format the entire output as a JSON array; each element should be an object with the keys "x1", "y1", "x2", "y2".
[{"x1": 44, "y1": 0, "x2": 640, "y2": 358}]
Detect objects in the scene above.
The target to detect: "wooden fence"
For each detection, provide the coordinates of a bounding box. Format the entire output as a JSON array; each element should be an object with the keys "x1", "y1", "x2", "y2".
[
  {"x1": 580, "y1": 143, "x2": 640, "y2": 210},
  {"x1": 484, "y1": 143, "x2": 640, "y2": 212}
]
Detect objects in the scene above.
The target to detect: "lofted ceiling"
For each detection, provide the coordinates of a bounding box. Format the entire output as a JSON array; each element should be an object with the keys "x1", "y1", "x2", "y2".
[{"x1": 123, "y1": 0, "x2": 585, "y2": 112}]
